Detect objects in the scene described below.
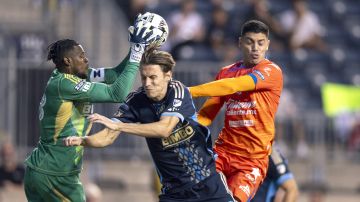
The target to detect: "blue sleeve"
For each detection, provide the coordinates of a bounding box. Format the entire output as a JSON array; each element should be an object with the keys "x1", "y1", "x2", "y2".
[
  {"x1": 276, "y1": 173, "x2": 294, "y2": 186},
  {"x1": 248, "y1": 73, "x2": 258, "y2": 84}
]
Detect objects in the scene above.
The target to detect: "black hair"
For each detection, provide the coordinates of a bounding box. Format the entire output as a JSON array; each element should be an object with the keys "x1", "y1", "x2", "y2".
[
  {"x1": 47, "y1": 39, "x2": 79, "y2": 69},
  {"x1": 241, "y1": 20, "x2": 269, "y2": 38}
]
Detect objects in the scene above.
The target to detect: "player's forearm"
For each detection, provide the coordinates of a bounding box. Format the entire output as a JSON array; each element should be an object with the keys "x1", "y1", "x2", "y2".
[
  {"x1": 89, "y1": 62, "x2": 138, "y2": 103},
  {"x1": 189, "y1": 75, "x2": 256, "y2": 98},
  {"x1": 107, "y1": 61, "x2": 139, "y2": 102},
  {"x1": 197, "y1": 115, "x2": 211, "y2": 126},
  {"x1": 283, "y1": 191, "x2": 299, "y2": 202},
  {"x1": 82, "y1": 129, "x2": 119, "y2": 147},
  {"x1": 116, "y1": 122, "x2": 173, "y2": 138},
  {"x1": 103, "y1": 50, "x2": 131, "y2": 84},
  {"x1": 197, "y1": 97, "x2": 223, "y2": 126},
  {"x1": 281, "y1": 179, "x2": 299, "y2": 202}
]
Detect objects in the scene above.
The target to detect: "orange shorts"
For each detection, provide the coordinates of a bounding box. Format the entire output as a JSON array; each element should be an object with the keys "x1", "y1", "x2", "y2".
[{"x1": 214, "y1": 147, "x2": 268, "y2": 202}]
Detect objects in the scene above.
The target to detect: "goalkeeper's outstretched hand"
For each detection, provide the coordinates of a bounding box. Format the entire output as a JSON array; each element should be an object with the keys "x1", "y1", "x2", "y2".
[{"x1": 129, "y1": 25, "x2": 158, "y2": 62}]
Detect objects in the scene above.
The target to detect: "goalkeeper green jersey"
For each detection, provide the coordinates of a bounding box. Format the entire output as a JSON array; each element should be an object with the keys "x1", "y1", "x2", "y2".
[{"x1": 25, "y1": 55, "x2": 138, "y2": 176}]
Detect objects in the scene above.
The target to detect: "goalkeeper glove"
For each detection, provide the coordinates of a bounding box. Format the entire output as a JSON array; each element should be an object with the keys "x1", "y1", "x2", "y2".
[{"x1": 128, "y1": 22, "x2": 159, "y2": 63}]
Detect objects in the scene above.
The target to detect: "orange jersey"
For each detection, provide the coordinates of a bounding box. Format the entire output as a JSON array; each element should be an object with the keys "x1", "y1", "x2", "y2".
[{"x1": 213, "y1": 59, "x2": 283, "y2": 158}]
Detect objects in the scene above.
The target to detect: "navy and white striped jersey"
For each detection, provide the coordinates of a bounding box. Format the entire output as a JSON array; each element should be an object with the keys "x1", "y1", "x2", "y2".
[{"x1": 113, "y1": 80, "x2": 218, "y2": 194}]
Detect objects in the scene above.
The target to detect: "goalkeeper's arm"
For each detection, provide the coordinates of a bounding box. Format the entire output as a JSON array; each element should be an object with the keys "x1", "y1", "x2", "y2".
[
  {"x1": 88, "y1": 14, "x2": 160, "y2": 84},
  {"x1": 88, "y1": 51, "x2": 131, "y2": 84},
  {"x1": 60, "y1": 61, "x2": 139, "y2": 103}
]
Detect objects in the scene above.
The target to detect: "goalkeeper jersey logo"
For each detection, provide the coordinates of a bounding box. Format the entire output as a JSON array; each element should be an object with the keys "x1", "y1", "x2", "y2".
[{"x1": 74, "y1": 80, "x2": 91, "y2": 92}]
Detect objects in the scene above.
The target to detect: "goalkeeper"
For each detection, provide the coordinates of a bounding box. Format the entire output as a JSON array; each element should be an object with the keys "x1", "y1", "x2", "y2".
[{"x1": 23, "y1": 17, "x2": 159, "y2": 202}]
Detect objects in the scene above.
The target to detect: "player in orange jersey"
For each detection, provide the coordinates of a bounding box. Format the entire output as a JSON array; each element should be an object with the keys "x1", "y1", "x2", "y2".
[{"x1": 189, "y1": 20, "x2": 283, "y2": 202}]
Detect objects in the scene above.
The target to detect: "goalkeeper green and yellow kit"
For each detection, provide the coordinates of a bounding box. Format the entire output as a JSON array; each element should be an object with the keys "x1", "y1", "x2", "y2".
[{"x1": 24, "y1": 53, "x2": 138, "y2": 202}]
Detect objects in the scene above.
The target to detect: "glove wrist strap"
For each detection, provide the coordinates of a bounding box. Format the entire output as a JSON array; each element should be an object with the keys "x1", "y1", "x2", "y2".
[{"x1": 129, "y1": 43, "x2": 145, "y2": 63}]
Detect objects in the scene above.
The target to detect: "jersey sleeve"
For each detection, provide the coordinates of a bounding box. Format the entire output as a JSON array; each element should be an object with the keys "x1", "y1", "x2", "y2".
[
  {"x1": 59, "y1": 75, "x2": 111, "y2": 102},
  {"x1": 197, "y1": 66, "x2": 224, "y2": 124},
  {"x1": 88, "y1": 51, "x2": 131, "y2": 84},
  {"x1": 189, "y1": 75, "x2": 255, "y2": 97},
  {"x1": 162, "y1": 81, "x2": 196, "y2": 123},
  {"x1": 59, "y1": 62, "x2": 138, "y2": 103},
  {"x1": 250, "y1": 63, "x2": 283, "y2": 92},
  {"x1": 197, "y1": 96, "x2": 224, "y2": 126},
  {"x1": 111, "y1": 102, "x2": 138, "y2": 124},
  {"x1": 189, "y1": 67, "x2": 256, "y2": 98}
]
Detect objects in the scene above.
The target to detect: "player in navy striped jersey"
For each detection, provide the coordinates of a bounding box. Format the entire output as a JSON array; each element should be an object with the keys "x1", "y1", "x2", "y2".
[{"x1": 64, "y1": 48, "x2": 235, "y2": 202}]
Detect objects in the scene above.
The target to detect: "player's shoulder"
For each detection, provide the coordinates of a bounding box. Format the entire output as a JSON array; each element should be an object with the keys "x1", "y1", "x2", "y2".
[
  {"x1": 58, "y1": 73, "x2": 92, "y2": 93},
  {"x1": 62, "y1": 73, "x2": 83, "y2": 84},
  {"x1": 46, "y1": 71, "x2": 88, "y2": 97},
  {"x1": 215, "y1": 62, "x2": 241, "y2": 79},
  {"x1": 259, "y1": 59, "x2": 282, "y2": 72},
  {"x1": 125, "y1": 87, "x2": 145, "y2": 103},
  {"x1": 169, "y1": 79, "x2": 186, "y2": 89},
  {"x1": 219, "y1": 61, "x2": 240, "y2": 72},
  {"x1": 169, "y1": 79, "x2": 188, "y2": 99}
]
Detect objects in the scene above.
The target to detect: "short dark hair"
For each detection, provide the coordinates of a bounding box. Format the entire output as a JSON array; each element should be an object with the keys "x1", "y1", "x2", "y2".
[
  {"x1": 140, "y1": 47, "x2": 176, "y2": 73},
  {"x1": 241, "y1": 20, "x2": 269, "y2": 37},
  {"x1": 47, "y1": 39, "x2": 79, "y2": 69}
]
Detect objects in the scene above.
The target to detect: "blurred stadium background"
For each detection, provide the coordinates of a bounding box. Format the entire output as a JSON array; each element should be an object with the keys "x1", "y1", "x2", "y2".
[{"x1": 0, "y1": 0, "x2": 359, "y2": 201}]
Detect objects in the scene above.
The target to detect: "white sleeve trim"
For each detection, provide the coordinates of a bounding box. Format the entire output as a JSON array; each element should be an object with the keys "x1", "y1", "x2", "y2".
[
  {"x1": 111, "y1": 118, "x2": 121, "y2": 123},
  {"x1": 89, "y1": 68, "x2": 106, "y2": 82},
  {"x1": 162, "y1": 112, "x2": 184, "y2": 122}
]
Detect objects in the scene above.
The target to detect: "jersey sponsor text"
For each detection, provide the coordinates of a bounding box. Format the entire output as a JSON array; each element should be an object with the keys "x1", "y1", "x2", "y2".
[{"x1": 162, "y1": 123, "x2": 195, "y2": 148}]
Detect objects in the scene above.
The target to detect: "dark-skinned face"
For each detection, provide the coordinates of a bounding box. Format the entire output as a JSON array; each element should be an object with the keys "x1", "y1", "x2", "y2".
[{"x1": 64, "y1": 45, "x2": 89, "y2": 79}]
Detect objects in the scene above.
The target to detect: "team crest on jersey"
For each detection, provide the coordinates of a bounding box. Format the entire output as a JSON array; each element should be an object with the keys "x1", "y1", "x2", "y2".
[
  {"x1": 113, "y1": 104, "x2": 129, "y2": 118},
  {"x1": 168, "y1": 99, "x2": 182, "y2": 111},
  {"x1": 173, "y1": 99, "x2": 182, "y2": 107},
  {"x1": 162, "y1": 122, "x2": 195, "y2": 149}
]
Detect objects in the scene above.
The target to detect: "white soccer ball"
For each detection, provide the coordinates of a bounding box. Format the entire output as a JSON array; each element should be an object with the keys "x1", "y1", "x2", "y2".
[{"x1": 135, "y1": 12, "x2": 169, "y2": 47}]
